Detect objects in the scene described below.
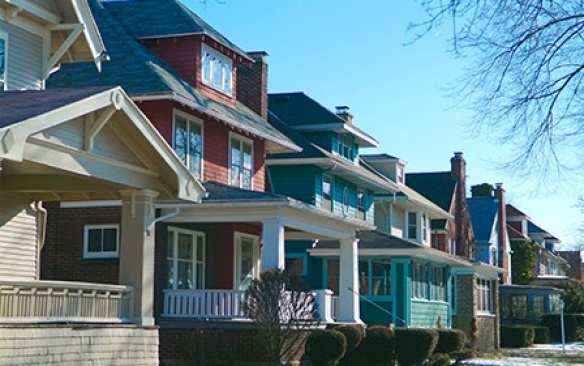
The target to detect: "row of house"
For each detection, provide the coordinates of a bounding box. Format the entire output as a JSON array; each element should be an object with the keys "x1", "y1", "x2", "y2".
[{"x1": 0, "y1": 0, "x2": 579, "y2": 364}]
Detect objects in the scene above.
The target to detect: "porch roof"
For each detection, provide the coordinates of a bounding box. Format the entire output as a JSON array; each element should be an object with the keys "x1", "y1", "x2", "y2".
[
  {"x1": 309, "y1": 230, "x2": 471, "y2": 267},
  {"x1": 157, "y1": 181, "x2": 374, "y2": 240},
  {"x1": 0, "y1": 87, "x2": 205, "y2": 202}
]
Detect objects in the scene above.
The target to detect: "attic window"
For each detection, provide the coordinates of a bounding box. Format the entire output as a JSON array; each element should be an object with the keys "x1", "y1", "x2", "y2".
[{"x1": 201, "y1": 44, "x2": 232, "y2": 96}]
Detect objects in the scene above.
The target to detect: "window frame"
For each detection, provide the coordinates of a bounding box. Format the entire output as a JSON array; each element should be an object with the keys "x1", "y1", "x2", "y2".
[
  {"x1": 359, "y1": 258, "x2": 392, "y2": 297},
  {"x1": 412, "y1": 261, "x2": 429, "y2": 300},
  {"x1": 201, "y1": 43, "x2": 233, "y2": 96},
  {"x1": 477, "y1": 278, "x2": 494, "y2": 315},
  {"x1": 233, "y1": 232, "x2": 260, "y2": 290},
  {"x1": 407, "y1": 211, "x2": 418, "y2": 240},
  {"x1": 229, "y1": 133, "x2": 254, "y2": 190},
  {"x1": 83, "y1": 224, "x2": 120, "y2": 259},
  {"x1": 172, "y1": 109, "x2": 204, "y2": 178},
  {"x1": 166, "y1": 227, "x2": 206, "y2": 290},
  {"x1": 0, "y1": 30, "x2": 7, "y2": 91}
]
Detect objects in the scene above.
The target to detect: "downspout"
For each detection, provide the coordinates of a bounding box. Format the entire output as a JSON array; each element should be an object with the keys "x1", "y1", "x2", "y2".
[
  {"x1": 32, "y1": 201, "x2": 47, "y2": 280},
  {"x1": 148, "y1": 208, "x2": 181, "y2": 236}
]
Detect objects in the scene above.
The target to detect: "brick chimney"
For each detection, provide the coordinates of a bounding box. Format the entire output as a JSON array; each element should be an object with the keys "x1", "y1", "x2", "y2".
[
  {"x1": 335, "y1": 106, "x2": 353, "y2": 125},
  {"x1": 450, "y1": 152, "x2": 474, "y2": 259},
  {"x1": 236, "y1": 51, "x2": 268, "y2": 119},
  {"x1": 495, "y1": 183, "x2": 510, "y2": 284}
]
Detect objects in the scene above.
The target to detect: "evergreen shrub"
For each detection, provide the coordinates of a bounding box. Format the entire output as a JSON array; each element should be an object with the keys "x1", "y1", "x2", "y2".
[
  {"x1": 305, "y1": 329, "x2": 346, "y2": 366},
  {"x1": 358, "y1": 326, "x2": 395, "y2": 365},
  {"x1": 394, "y1": 328, "x2": 438, "y2": 366},
  {"x1": 500, "y1": 325, "x2": 535, "y2": 348},
  {"x1": 433, "y1": 328, "x2": 466, "y2": 354}
]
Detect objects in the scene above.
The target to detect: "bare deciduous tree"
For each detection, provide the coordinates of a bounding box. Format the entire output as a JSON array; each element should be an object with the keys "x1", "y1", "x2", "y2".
[
  {"x1": 243, "y1": 269, "x2": 320, "y2": 366},
  {"x1": 412, "y1": 1, "x2": 584, "y2": 179}
]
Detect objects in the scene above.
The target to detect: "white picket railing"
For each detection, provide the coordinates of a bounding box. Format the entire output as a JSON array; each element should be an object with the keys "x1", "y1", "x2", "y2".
[
  {"x1": 163, "y1": 289, "x2": 337, "y2": 323},
  {"x1": 0, "y1": 280, "x2": 133, "y2": 323}
]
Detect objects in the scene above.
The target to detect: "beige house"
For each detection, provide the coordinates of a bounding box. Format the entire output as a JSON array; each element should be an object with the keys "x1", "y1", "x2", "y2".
[{"x1": 0, "y1": 0, "x2": 204, "y2": 364}]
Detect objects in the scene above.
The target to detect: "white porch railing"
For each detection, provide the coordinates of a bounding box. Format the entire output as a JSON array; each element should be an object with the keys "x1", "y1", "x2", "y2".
[
  {"x1": 331, "y1": 295, "x2": 340, "y2": 320},
  {"x1": 163, "y1": 289, "x2": 337, "y2": 323},
  {"x1": 0, "y1": 280, "x2": 133, "y2": 323}
]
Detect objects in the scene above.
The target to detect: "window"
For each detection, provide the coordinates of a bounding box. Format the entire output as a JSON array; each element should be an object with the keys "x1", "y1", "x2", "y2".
[
  {"x1": 322, "y1": 174, "x2": 332, "y2": 211},
  {"x1": 412, "y1": 262, "x2": 428, "y2": 299},
  {"x1": 397, "y1": 165, "x2": 405, "y2": 184},
  {"x1": 533, "y1": 295, "x2": 545, "y2": 320},
  {"x1": 477, "y1": 278, "x2": 494, "y2": 314},
  {"x1": 359, "y1": 258, "x2": 391, "y2": 296},
  {"x1": 201, "y1": 44, "x2": 232, "y2": 95},
  {"x1": 0, "y1": 31, "x2": 6, "y2": 90},
  {"x1": 511, "y1": 294, "x2": 528, "y2": 319},
  {"x1": 407, "y1": 212, "x2": 418, "y2": 240},
  {"x1": 337, "y1": 134, "x2": 354, "y2": 161},
  {"x1": 173, "y1": 111, "x2": 203, "y2": 178},
  {"x1": 490, "y1": 246, "x2": 498, "y2": 266},
  {"x1": 285, "y1": 256, "x2": 307, "y2": 277},
  {"x1": 234, "y1": 233, "x2": 259, "y2": 290},
  {"x1": 230, "y1": 135, "x2": 253, "y2": 189},
  {"x1": 342, "y1": 186, "x2": 350, "y2": 215},
  {"x1": 326, "y1": 259, "x2": 340, "y2": 295},
  {"x1": 421, "y1": 213, "x2": 428, "y2": 244},
  {"x1": 430, "y1": 266, "x2": 446, "y2": 301},
  {"x1": 357, "y1": 190, "x2": 366, "y2": 220},
  {"x1": 83, "y1": 224, "x2": 119, "y2": 259},
  {"x1": 166, "y1": 227, "x2": 205, "y2": 290}
]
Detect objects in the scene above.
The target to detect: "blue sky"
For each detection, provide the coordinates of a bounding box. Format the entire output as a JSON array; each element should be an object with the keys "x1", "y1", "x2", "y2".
[{"x1": 184, "y1": 0, "x2": 582, "y2": 247}]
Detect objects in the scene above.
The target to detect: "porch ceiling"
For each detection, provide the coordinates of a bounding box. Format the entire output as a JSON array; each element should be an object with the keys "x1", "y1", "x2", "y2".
[{"x1": 0, "y1": 87, "x2": 204, "y2": 202}]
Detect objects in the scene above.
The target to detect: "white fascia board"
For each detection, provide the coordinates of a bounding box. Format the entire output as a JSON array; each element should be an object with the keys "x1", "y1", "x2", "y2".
[
  {"x1": 3, "y1": 0, "x2": 61, "y2": 24},
  {"x1": 292, "y1": 123, "x2": 378, "y2": 147},
  {"x1": 71, "y1": 0, "x2": 105, "y2": 69},
  {"x1": 375, "y1": 193, "x2": 452, "y2": 220},
  {"x1": 131, "y1": 93, "x2": 301, "y2": 153}
]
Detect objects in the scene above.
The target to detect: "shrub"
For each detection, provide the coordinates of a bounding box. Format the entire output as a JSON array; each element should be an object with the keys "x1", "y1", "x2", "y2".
[
  {"x1": 335, "y1": 325, "x2": 365, "y2": 366},
  {"x1": 541, "y1": 313, "x2": 584, "y2": 341},
  {"x1": 450, "y1": 348, "x2": 475, "y2": 365},
  {"x1": 358, "y1": 326, "x2": 395, "y2": 365},
  {"x1": 434, "y1": 328, "x2": 466, "y2": 354},
  {"x1": 395, "y1": 328, "x2": 438, "y2": 366},
  {"x1": 533, "y1": 326, "x2": 550, "y2": 344},
  {"x1": 305, "y1": 329, "x2": 346, "y2": 366},
  {"x1": 425, "y1": 353, "x2": 451, "y2": 366},
  {"x1": 500, "y1": 325, "x2": 535, "y2": 348}
]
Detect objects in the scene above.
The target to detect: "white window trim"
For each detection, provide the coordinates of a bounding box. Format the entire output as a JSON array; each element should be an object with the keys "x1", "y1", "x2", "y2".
[
  {"x1": 477, "y1": 278, "x2": 494, "y2": 315},
  {"x1": 229, "y1": 132, "x2": 254, "y2": 190},
  {"x1": 406, "y1": 211, "x2": 418, "y2": 241},
  {"x1": 172, "y1": 109, "x2": 204, "y2": 178},
  {"x1": 342, "y1": 186, "x2": 350, "y2": 216},
  {"x1": 166, "y1": 226, "x2": 206, "y2": 290},
  {"x1": 83, "y1": 224, "x2": 120, "y2": 259},
  {"x1": 201, "y1": 43, "x2": 233, "y2": 96},
  {"x1": 233, "y1": 232, "x2": 260, "y2": 290},
  {"x1": 0, "y1": 30, "x2": 8, "y2": 91}
]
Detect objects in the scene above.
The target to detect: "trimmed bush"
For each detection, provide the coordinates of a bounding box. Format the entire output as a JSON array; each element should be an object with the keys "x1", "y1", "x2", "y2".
[
  {"x1": 335, "y1": 325, "x2": 365, "y2": 366},
  {"x1": 358, "y1": 326, "x2": 395, "y2": 365},
  {"x1": 500, "y1": 325, "x2": 535, "y2": 348},
  {"x1": 450, "y1": 348, "x2": 475, "y2": 364},
  {"x1": 426, "y1": 353, "x2": 451, "y2": 366},
  {"x1": 305, "y1": 329, "x2": 346, "y2": 366},
  {"x1": 395, "y1": 328, "x2": 438, "y2": 366},
  {"x1": 541, "y1": 314, "x2": 584, "y2": 342},
  {"x1": 434, "y1": 328, "x2": 466, "y2": 354},
  {"x1": 533, "y1": 326, "x2": 550, "y2": 344}
]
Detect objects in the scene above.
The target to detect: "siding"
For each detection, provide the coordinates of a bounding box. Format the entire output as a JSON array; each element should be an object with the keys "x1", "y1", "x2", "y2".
[
  {"x1": 410, "y1": 300, "x2": 449, "y2": 328},
  {"x1": 361, "y1": 299, "x2": 393, "y2": 325},
  {"x1": 0, "y1": 20, "x2": 43, "y2": 90},
  {"x1": 268, "y1": 165, "x2": 317, "y2": 204},
  {"x1": 0, "y1": 193, "x2": 38, "y2": 280}
]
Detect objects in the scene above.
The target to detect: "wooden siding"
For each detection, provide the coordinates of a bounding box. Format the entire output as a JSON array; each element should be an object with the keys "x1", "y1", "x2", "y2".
[
  {"x1": 0, "y1": 193, "x2": 38, "y2": 280},
  {"x1": 410, "y1": 300, "x2": 449, "y2": 328},
  {"x1": 361, "y1": 299, "x2": 393, "y2": 325},
  {"x1": 304, "y1": 131, "x2": 334, "y2": 152},
  {"x1": 0, "y1": 21, "x2": 43, "y2": 90},
  {"x1": 268, "y1": 165, "x2": 317, "y2": 204}
]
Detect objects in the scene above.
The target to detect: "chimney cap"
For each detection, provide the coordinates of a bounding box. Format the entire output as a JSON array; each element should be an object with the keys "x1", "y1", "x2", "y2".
[
  {"x1": 335, "y1": 106, "x2": 350, "y2": 114},
  {"x1": 247, "y1": 51, "x2": 269, "y2": 60},
  {"x1": 495, "y1": 183, "x2": 503, "y2": 189}
]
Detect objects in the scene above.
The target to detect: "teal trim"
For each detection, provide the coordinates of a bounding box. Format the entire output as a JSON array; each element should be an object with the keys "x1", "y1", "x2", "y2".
[
  {"x1": 392, "y1": 258, "x2": 411, "y2": 327},
  {"x1": 446, "y1": 267, "x2": 453, "y2": 327},
  {"x1": 285, "y1": 252, "x2": 308, "y2": 276}
]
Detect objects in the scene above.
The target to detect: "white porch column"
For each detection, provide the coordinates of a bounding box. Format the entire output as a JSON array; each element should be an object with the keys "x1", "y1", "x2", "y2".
[
  {"x1": 338, "y1": 237, "x2": 362, "y2": 323},
  {"x1": 261, "y1": 219, "x2": 285, "y2": 271},
  {"x1": 119, "y1": 189, "x2": 158, "y2": 326}
]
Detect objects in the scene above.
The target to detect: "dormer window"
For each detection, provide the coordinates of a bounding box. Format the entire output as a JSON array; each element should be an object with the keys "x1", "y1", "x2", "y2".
[
  {"x1": 397, "y1": 165, "x2": 405, "y2": 184},
  {"x1": 201, "y1": 44, "x2": 232, "y2": 96},
  {"x1": 338, "y1": 134, "x2": 354, "y2": 161},
  {"x1": 0, "y1": 31, "x2": 7, "y2": 90}
]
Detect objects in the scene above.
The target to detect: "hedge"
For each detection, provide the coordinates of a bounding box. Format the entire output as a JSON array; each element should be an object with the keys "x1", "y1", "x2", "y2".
[
  {"x1": 335, "y1": 325, "x2": 365, "y2": 366},
  {"x1": 540, "y1": 314, "x2": 584, "y2": 342},
  {"x1": 533, "y1": 326, "x2": 550, "y2": 344},
  {"x1": 394, "y1": 328, "x2": 438, "y2": 366},
  {"x1": 305, "y1": 329, "x2": 346, "y2": 366},
  {"x1": 357, "y1": 326, "x2": 395, "y2": 365},
  {"x1": 434, "y1": 328, "x2": 466, "y2": 354},
  {"x1": 500, "y1": 325, "x2": 535, "y2": 348}
]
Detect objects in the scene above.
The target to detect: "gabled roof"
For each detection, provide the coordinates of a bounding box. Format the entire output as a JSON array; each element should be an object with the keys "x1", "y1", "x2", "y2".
[
  {"x1": 405, "y1": 172, "x2": 456, "y2": 212},
  {"x1": 101, "y1": 0, "x2": 248, "y2": 59},
  {"x1": 506, "y1": 204, "x2": 530, "y2": 219},
  {"x1": 467, "y1": 197, "x2": 498, "y2": 243},
  {"x1": 202, "y1": 181, "x2": 289, "y2": 203},
  {"x1": 268, "y1": 92, "x2": 378, "y2": 147},
  {"x1": 528, "y1": 221, "x2": 559, "y2": 241},
  {"x1": 48, "y1": 0, "x2": 298, "y2": 153},
  {"x1": 507, "y1": 223, "x2": 529, "y2": 240}
]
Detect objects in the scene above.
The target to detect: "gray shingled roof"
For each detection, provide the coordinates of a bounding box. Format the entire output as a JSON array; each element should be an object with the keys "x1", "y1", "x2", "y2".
[
  {"x1": 101, "y1": 0, "x2": 248, "y2": 58},
  {"x1": 202, "y1": 181, "x2": 288, "y2": 203},
  {"x1": 48, "y1": 0, "x2": 296, "y2": 151},
  {"x1": 316, "y1": 230, "x2": 424, "y2": 250},
  {"x1": 0, "y1": 87, "x2": 112, "y2": 129},
  {"x1": 268, "y1": 92, "x2": 346, "y2": 127}
]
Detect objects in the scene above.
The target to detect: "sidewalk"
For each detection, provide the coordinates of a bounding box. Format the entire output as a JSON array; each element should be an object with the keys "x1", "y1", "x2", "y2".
[{"x1": 462, "y1": 342, "x2": 584, "y2": 365}]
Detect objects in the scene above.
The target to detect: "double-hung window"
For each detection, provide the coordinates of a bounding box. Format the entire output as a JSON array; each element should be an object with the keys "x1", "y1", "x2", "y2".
[
  {"x1": 173, "y1": 111, "x2": 203, "y2": 178},
  {"x1": 322, "y1": 174, "x2": 332, "y2": 211},
  {"x1": 430, "y1": 266, "x2": 446, "y2": 301},
  {"x1": 230, "y1": 135, "x2": 253, "y2": 189},
  {"x1": 201, "y1": 44, "x2": 232, "y2": 95},
  {"x1": 83, "y1": 224, "x2": 119, "y2": 259},
  {"x1": 477, "y1": 278, "x2": 493, "y2": 314},
  {"x1": 338, "y1": 134, "x2": 354, "y2": 161},
  {"x1": 166, "y1": 227, "x2": 205, "y2": 290},
  {"x1": 0, "y1": 31, "x2": 7, "y2": 90},
  {"x1": 412, "y1": 262, "x2": 428, "y2": 299},
  {"x1": 407, "y1": 212, "x2": 418, "y2": 240}
]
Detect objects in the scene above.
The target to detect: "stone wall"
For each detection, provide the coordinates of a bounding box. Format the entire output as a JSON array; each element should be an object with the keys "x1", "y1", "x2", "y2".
[{"x1": 0, "y1": 324, "x2": 158, "y2": 365}]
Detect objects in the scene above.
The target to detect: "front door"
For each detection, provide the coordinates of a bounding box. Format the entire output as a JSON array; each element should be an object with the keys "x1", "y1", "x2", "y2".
[{"x1": 234, "y1": 232, "x2": 259, "y2": 290}]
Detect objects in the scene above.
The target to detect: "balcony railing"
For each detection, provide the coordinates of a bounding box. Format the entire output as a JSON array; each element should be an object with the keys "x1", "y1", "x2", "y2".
[
  {"x1": 163, "y1": 289, "x2": 336, "y2": 323},
  {"x1": 0, "y1": 280, "x2": 133, "y2": 323}
]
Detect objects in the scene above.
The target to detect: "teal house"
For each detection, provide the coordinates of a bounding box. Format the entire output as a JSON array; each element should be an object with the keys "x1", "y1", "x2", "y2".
[{"x1": 267, "y1": 94, "x2": 472, "y2": 328}]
